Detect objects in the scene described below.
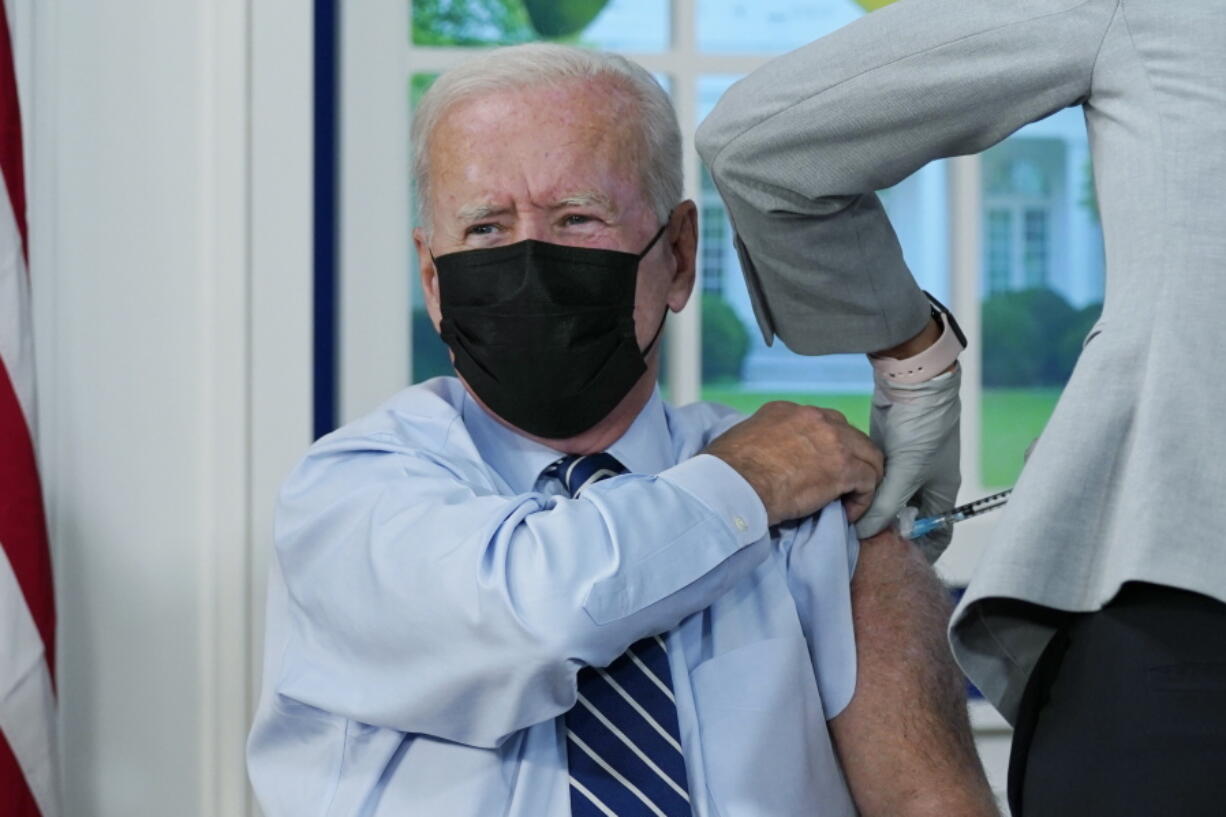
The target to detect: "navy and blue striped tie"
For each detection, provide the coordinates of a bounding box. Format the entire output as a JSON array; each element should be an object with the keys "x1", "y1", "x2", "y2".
[{"x1": 544, "y1": 454, "x2": 693, "y2": 817}]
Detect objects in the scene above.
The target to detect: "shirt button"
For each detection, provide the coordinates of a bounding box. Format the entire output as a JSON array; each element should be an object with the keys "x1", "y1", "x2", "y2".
[{"x1": 732, "y1": 515, "x2": 748, "y2": 532}]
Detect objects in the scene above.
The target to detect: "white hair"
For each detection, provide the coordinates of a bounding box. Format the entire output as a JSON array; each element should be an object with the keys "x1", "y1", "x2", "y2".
[{"x1": 411, "y1": 43, "x2": 682, "y2": 233}]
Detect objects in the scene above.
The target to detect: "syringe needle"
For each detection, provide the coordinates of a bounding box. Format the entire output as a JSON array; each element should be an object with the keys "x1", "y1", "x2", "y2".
[{"x1": 900, "y1": 489, "x2": 1013, "y2": 540}]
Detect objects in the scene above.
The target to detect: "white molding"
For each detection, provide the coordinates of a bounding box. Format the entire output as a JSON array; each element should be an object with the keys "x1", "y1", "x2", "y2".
[
  {"x1": 950, "y1": 154, "x2": 983, "y2": 496},
  {"x1": 248, "y1": 1, "x2": 315, "y2": 814},
  {"x1": 936, "y1": 154, "x2": 987, "y2": 586},
  {"x1": 197, "y1": 0, "x2": 254, "y2": 814},
  {"x1": 339, "y1": 0, "x2": 411, "y2": 423},
  {"x1": 669, "y1": 0, "x2": 702, "y2": 405}
]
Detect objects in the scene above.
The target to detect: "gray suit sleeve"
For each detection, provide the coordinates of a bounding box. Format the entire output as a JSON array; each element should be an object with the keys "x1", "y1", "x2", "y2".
[{"x1": 696, "y1": 0, "x2": 1119, "y2": 355}]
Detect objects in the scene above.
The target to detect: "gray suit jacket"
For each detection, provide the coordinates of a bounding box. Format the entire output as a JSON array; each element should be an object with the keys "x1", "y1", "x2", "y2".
[{"x1": 697, "y1": 0, "x2": 1226, "y2": 722}]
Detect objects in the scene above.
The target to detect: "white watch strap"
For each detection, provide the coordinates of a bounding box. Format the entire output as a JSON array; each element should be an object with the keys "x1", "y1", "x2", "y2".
[{"x1": 869, "y1": 313, "x2": 965, "y2": 385}]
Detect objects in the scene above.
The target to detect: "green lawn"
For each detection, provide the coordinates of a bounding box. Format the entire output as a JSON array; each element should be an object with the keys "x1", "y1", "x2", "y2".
[
  {"x1": 980, "y1": 387, "x2": 1063, "y2": 487},
  {"x1": 700, "y1": 386, "x2": 873, "y2": 430},
  {"x1": 698, "y1": 385, "x2": 1063, "y2": 489}
]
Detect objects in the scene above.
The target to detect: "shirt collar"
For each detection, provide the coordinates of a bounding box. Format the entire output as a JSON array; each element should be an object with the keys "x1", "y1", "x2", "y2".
[{"x1": 461, "y1": 387, "x2": 675, "y2": 494}]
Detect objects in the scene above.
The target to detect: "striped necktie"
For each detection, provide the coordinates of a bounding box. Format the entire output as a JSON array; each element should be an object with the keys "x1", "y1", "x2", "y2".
[{"x1": 544, "y1": 453, "x2": 693, "y2": 817}]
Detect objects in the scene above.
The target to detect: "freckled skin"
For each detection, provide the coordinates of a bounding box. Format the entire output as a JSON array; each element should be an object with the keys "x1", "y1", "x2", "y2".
[{"x1": 413, "y1": 78, "x2": 699, "y2": 454}]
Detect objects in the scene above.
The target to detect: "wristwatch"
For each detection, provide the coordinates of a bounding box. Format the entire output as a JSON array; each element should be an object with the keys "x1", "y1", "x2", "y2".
[{"x1": 868, "y1": 292, "x2": 967, "y2": 385}]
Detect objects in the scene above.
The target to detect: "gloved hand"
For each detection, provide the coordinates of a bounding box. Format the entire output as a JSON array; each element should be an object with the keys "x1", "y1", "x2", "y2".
[{"x1": 855, "y1": 365, "x2": 962, "y2": 563}]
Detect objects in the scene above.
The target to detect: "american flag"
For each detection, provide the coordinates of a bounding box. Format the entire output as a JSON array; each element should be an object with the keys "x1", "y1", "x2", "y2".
[{"x1": 0, "y1": 0, "x2": 58, "y2": 814}]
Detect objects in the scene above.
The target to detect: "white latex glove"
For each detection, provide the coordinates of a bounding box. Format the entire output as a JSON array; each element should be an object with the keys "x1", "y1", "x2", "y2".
[{"x1": 855, "y1": 365, "x2": 962, "y2": 563}]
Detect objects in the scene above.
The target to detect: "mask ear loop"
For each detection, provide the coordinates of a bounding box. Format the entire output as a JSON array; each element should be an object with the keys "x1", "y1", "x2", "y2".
[
  {"x1": 636, "y1": 213, "x2": 676, "y2": 357},
  {"x1": 640, "y1": 309, "x2": 668, "y2": 359},
  {"x1": 637, "y1": 221, "x2": 670, "y2": 259}
]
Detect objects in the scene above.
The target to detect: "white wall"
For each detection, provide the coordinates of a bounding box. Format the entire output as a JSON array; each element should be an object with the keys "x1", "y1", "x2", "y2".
[{"x1": 29, "y1": 1, "x2": 312, "y2": 814}]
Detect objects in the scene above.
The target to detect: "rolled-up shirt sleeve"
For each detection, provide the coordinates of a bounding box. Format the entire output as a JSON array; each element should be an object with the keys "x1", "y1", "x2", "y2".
[
  {"x1": 777, "y1": 503, "x2": 860, "y2": 720},
  {"x1": 274, "y1": 437, "x2": 770, "y2": 749}
]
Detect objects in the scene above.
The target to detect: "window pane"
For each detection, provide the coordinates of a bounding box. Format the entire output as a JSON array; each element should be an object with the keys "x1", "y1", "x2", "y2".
[
  {"x1": 697, "y1": 73, "x2": 949, "y2": 426},
  {"x1": 980, "y1": 110, "x2": 1105, "y2": 486},
  {"x1": 581, "y1": 0, "x2": 669, "y2": 51},
  {"x1": 698, "y1": 0, "x2": 879, "y2": 54},
  {"x1": 411, "y1": 0, "x2": 668, "y2": 51},
  {"x1": 986, "y1": 209, "x2": 1013, "y2": 293},
  {"x1": 700, "y1": 201, "x2": 728, "y2": 295},
  {"x1": 1022, "y1": 208, "x2": 1049, "y2": 287}
]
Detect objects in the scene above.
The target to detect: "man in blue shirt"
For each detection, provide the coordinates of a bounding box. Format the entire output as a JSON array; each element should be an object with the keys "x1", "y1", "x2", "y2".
[{"x1": 248, "y1": 43, "x2": 996, "y2": 817}]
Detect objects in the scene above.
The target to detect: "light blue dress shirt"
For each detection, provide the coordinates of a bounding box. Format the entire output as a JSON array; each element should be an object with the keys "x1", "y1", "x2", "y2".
[{"x1": 249, "y1": 377, "x2": 860, "y2": 817}]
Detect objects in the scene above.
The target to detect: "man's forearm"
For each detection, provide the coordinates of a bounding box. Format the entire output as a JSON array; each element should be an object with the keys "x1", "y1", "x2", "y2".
[{"x1": 829, "y1": 530, "x2": 999, "y2": 817}]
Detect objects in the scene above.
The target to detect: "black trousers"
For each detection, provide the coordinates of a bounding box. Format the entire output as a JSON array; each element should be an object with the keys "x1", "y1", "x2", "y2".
[{"x1": 1008, "y1": 582, "x2": 1226, "y2": 816}]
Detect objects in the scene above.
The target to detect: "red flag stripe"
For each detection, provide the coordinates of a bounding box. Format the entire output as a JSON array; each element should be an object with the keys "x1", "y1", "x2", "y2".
[
  {"x1": 0, "y1": 0, "x2": 50, "y2": 680},
  {"x1": 0, "y1": 3, "x2": 54, "y2": 814},
  {"x1": 0, "y1": 730, "x2": 43, "y2": 817},
  {"x1": 0, "y1": 355, "x2": 53, "y2": 679},
  {"x1": 0, "y1": 1, "x2": 27, "y2": 262}
]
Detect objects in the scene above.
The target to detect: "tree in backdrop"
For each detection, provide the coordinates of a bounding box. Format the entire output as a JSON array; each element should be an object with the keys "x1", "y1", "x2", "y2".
[
  {"x1": 412, "y1": 0, "x2": 901, "y2": 44},
  {"x1": 982, "y1": 288, "x2": 1102, "y2": 387},
  {"x1": 412, "y1": 0, "x2": 535, "y2": 45},
  {"x1": 412, "y1": 0, "x2": 612, "y2": 45},
  {"x1": 702, "y1": 294, "x2": 751, "y2": 383}
]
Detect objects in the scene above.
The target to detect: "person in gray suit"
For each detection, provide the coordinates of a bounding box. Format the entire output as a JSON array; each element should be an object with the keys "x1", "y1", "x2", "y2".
[{"x1": 697, "y1": 0, "x2": 1226, "y2": 814}]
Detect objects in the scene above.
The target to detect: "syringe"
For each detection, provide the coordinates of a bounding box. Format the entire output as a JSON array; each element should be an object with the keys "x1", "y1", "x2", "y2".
[{"x1": 899, "y1": 489, "x2": 1013, "y2": 540}]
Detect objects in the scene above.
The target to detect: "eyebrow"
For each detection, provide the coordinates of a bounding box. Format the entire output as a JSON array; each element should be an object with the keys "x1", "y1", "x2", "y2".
[
  {"x1": 453, "y1": 192, "x2": 618, "y2": 224},
  {"x1": 455, "y1": 203, "x2": 512, "y2": 224},
  {"x1": 552, "y1": 191, "x2": 616, "y2": 213}
]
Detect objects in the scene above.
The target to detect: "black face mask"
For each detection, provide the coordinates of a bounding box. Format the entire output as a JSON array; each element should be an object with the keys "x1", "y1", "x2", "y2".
[{"x1": 434, "y1": 224, "x2": 668, "y2": 439}]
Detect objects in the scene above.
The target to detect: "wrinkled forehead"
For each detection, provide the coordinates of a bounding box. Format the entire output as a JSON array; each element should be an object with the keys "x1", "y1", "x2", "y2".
[{"x1": 427, "y1": 79, "x2": 652, "y2": 211}]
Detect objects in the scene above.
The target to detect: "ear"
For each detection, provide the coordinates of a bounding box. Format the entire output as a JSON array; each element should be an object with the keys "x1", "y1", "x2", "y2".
[
  {"x1": 414, "y1": 227, "x2": 443, "y2": 332},
  {"x1": 665, "y1": 200, "x2": 698, "y2": 313}
]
